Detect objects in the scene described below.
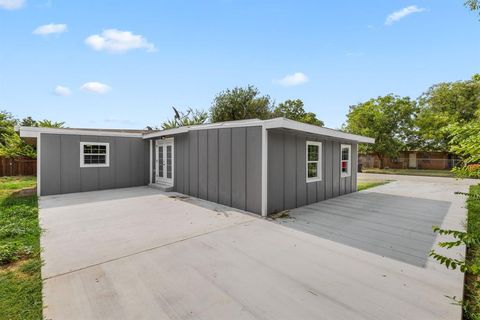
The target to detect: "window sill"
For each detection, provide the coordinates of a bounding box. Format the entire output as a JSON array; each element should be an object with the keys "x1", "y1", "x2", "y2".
[
  {"x1": 80, "y1": 164, "x2": 110, "y2": 168},
  {"x1": 306, "y1": 178, "x2": 322, "y2": 183}
]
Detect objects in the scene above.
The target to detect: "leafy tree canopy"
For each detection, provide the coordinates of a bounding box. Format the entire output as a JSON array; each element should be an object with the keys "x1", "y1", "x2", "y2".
[
  {"x1": 344, "y1": 95, "x2": 417, "y2": 168},
  {"x1": 273, "y1": 99, "x2": 324, "y2": 126},
  {"x1": 0, "y1": 111, "x2": 17, "y2": 145},
  {"x1": 19, "y1": 117, "x2": 65, "y2": 128},
  {"x1": 0, "y1": 111, "x2": 65, "y2": 158},
  {"x1": 161, "y1": 108, "x2": 208, "y2": 129},
  {"x1": 210, "y1": 85, "x2": 273, "y2": 122},
  {"x1": 416, "y1": 74, "x2": 480, "y2": 151},
  {"x1": 447, "y1": 110, "x2": 480, "y2": 165},
  {"x1": 465, "y1": 0, "x2": 480, "y2": 15}
]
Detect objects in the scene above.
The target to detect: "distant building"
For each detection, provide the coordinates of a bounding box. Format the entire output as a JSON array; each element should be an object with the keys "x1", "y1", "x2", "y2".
[{"x1": 359, "y1": 151, "x2": 460, "y2": 170}]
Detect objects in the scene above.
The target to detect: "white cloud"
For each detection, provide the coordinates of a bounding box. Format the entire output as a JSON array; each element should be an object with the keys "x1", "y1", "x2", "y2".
[
  {"x1": 85, "y1": 29, "x2": 156, "y2": 53},
  {"x1": 0, "y1": 0, "x2": 25, "y2": 10},
  {"x1": 53, "y1": 85, "x2": 71, "y2": 96},
  {"x1": 33, "y1": 23, "x2": 67, "y2": 36},
  {"x1": 385, "y1": 5, "x2": 425, "y2": 25},
  {"x1": 80, "y1": 82, "x2": 111, "y2": 94},
  {"x1": 275, "y1": 72, "x2": 309, "y2": 87}
]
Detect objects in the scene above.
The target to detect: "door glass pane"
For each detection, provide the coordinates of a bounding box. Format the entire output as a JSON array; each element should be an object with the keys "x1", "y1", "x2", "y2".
[
  {"x1": 158, "y1": 146, "x2": 164, "y2": 178},
  {"x1": 166, "y1": 145, "x2": 172, "y2": 179}
]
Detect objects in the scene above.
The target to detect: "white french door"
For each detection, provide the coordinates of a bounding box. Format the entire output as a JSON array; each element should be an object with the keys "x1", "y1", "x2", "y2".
[{"x1": 155, "y1": 139, "x2": 174, "y2": 185}]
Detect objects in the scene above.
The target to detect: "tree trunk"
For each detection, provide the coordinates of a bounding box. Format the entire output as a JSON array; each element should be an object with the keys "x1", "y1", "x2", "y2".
[{"x1": 378, "y1": 155, "x2": 385, "y2": 169}]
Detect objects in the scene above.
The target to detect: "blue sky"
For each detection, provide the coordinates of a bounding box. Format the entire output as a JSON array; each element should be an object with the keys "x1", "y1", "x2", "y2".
[{"x1": 1, "y1": 0, "x2": 479, "y2": 129}]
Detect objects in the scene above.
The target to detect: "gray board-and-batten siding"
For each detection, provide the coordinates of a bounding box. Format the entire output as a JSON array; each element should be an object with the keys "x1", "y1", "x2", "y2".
[
  {"x1": 168, "y1": 126, "x2": 263, "y2": 214},
  {"x1": 40, "y1": 133, "x2": 149, "y2": 196},
  {"x1": 267, "y1": 129, "x2": 358, "y2": 214},
  {"x1": 154, "y1": 127, "x2": 358, "y2": 215}
]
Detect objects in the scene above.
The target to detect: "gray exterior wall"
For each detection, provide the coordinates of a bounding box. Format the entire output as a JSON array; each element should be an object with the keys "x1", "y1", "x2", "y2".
[
  {"x1": 267, "y1": 129, "x2": 358, "y2": 214},
  {"x1": 169, "y1": 126, "x2": 263, "y2": 214},
  {"x1": 40, "y1": 133, "x2": 149, "y2": 196}
]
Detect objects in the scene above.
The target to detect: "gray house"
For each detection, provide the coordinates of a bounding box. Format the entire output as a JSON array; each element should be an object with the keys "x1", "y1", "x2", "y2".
[{"x1": 17, "y1": 118, "x2": 374, "y2": 216}]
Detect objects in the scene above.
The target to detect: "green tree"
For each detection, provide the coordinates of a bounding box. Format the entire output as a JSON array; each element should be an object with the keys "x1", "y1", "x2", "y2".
[
  {"x1": 36, "y1": 119, "x2": 65, "y2": 128},
  {"x1": 19, "y1": 116, "x2": 37, "y2": 127},
  {"x1": 465, "y1": 0, "x2": 480, "y2": 15},
  {"x1": 19, "y1": 117, "x2": 65, "y2": 128},
  {"x1": 273, "y1": 99, "x2": 324, "y2": 126},
  {"x1": 0, "y1": 111, "x2": 36, "y2": 158},
  {"x1": 344, "y1": 95, "x2": 417, "y2": 168},
  {"x1": 161, "y1": 108, "x2": 208, "y2": 129},
  {"x1": 416, "y1": 74, "x2": 480, "y2": 151},
  {"x1": 446, "y1": 108, "x2": 480, "y2": 178},
  {"x1": 210, "y1": 85, "x2": 273, "y2": 122},
  {"x1": 448, "y1": 120, "x2": 480, "y2": 165},
  {"x1": 0, "y1": 132, "x2": 36, "y2": 158},
  {"x1": 0, "y1": 111, "x2": 65, "y2": 158},
  {"x1": 0, "y1": 111, "x2": 17, "y2": 145}
]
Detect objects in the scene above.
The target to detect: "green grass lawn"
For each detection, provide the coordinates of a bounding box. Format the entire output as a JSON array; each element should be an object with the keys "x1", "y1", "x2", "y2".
[
  {"x1": 464, "y1": 184, "x2": 480, "y2": 320},
  {"x1": 357, "y1": 180, "x2": 390, "y2": 191},
  {"x1": 361, "y1": 168, "x2": 456, "y2": 178},
  {"x1": 0, "y1": 176, "x2": 42, "y2": 320}
]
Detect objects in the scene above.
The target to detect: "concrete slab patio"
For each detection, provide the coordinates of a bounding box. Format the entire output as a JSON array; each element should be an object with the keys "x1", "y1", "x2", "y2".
[{"x1": 40, "y1": 175, "x2": 476, "y2": 320}]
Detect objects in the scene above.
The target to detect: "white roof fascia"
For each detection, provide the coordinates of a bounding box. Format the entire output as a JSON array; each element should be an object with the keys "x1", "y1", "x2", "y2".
[
  {"x1": 142, "y1": 118, "x2": 265, "y2": 139},
  {"x1": 16, "y1": 126, "x2": 40, "y2": 138},
  {"x1": 263, "y1": 118, "x2": 375, "y2": 143},
  {"x1": 144, "y1": 118, "x2": 374, "y2": 143},
  {"x1": 16, "y1": 126, "x2": 143, "y2": 138}
]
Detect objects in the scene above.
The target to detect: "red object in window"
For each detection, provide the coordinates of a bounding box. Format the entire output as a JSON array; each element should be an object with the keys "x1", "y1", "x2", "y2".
[{"x1": 342, "y1": 161, "x2": 347, "y2": 168}]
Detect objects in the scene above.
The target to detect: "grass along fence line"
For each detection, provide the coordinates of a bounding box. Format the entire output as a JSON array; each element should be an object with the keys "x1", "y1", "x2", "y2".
[
  {"x1": 0, "y1": 176, "x2": 42, "y2": 320},
  {"x1": 357, "y1": 180, "x2": 390, "y2": 191},
  {"x1": 361, "y1": 168, "x2": 457, "y2": 178}
]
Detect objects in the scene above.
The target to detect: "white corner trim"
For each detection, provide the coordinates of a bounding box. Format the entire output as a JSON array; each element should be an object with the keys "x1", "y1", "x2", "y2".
[
  {"x1": 149, "y1": 140, "x2": 153, "y2": 184},
  {"x1": 340, "y1": 144, "x2": 352, "y2": 177},
  {"x1": 36, "y1": 134, "x2": 41, "y2": 196},
  {"x1": 261, "y1": 125, "x2": 268, "y2": 217},
  {"x1": 306, "y1": 140, "x2": 322, "y2": 183},
  {"x1": 18, "y1": 126, "x2": 143, "y2": 138},
  {"x1": 80, "y1": 142, "x2": 110, "y2": 168}
]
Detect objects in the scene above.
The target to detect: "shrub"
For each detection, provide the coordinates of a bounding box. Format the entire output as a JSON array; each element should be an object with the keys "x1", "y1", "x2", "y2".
[{"x1": 453, "y1": 164, "x2": 480, "y2": 179}]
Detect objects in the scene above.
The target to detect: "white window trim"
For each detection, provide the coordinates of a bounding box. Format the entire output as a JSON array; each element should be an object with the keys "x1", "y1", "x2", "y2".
[
  {"x1": 306, "y1": 141, "x2": 322, "y2": 183},
  {"x1": 341, "y1": 144, "x2": 351, "y2": 177},
  {"x1": 80, "y1": 142, "x2": 110, "y2": 168}
]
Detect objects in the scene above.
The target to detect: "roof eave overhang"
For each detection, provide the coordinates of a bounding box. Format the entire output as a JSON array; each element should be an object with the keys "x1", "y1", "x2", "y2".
[
  {"x1": 263, "y1": 118, "x2": 375, "y2": 144},
  {"x1": 143, "y1": 118, "x2": 374, "y2": 144},
  {"x1": 16, "y1": 126, "x2": 144, "y2": 138}
]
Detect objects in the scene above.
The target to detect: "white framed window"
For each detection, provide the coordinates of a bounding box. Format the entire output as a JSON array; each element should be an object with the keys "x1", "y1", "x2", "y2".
[
  {"x1": 80, "y1": 142, "x2": 110, "y2": 168},
  {"x1": 341, "y1": 144, "x2": 351, "y2": 177},
  {"x1": 306, "y1": 141, "x2": 322, "y2": 182}
]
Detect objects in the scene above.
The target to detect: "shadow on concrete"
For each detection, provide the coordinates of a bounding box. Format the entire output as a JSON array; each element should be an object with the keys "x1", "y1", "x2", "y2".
[
  {"x1": 39, "y1": 186, "x2": 164, "y2": 209},
  {"x1": 276, "y1": 192, "x2": 451, "y2": 268},
  {"x1": 40, "y1": 186, "x2": 251, "y2": 218}
]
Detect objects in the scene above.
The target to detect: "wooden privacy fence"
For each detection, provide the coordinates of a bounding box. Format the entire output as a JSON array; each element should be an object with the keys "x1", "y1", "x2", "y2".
[{"x1": 0, "y1": 157, "x2": 36, "y2": 176}]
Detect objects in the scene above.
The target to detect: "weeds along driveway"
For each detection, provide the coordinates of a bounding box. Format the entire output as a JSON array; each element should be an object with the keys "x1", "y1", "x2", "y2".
[{"x1": 40, "y1": 179, "x2": 473, "y2": 320}]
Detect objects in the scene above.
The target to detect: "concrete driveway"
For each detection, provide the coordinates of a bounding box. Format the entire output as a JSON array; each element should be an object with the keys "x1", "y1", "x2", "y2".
[{"x1": 40, "y1": 175, "x2": 475, "y2": 320}]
